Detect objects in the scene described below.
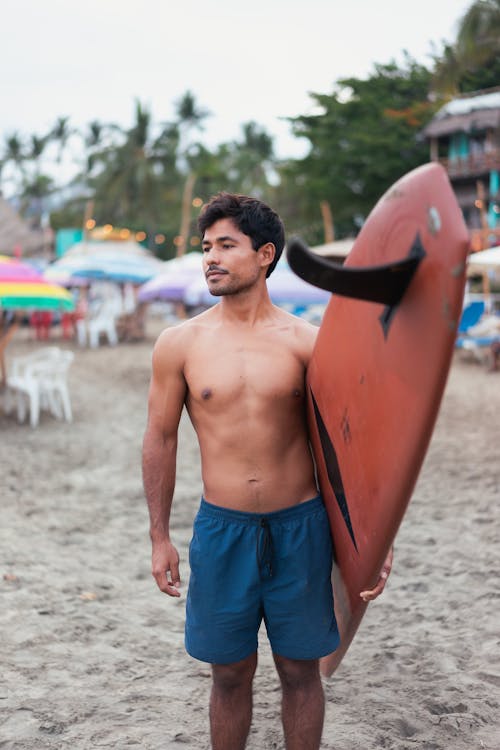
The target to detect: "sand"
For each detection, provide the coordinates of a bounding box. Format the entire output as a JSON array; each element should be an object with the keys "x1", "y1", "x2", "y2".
[{"x1": 1, "y1": 320, "x2": 499, "y2": 750}]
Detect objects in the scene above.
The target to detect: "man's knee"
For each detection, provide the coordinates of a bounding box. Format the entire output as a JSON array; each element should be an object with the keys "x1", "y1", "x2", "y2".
[
  {"x1": 212, "y1": 653, "x2": 257, "y2": 692},
  {"x1": 273, "y1": 654, "x2": 321, "y2": 691}
]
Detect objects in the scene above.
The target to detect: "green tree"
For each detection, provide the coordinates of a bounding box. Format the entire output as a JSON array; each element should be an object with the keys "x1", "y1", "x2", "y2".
[
  {"x1": 82, "y1": 119, "x2": 121, "y2": 174},
  {"x1": 432, "y1": 0, "x2": 500, "y2": 93},
  {"x1": 280, "y1": 57, "x2": 435, "y2": 242},
  {"x1": 174, "y1": 91, "x2": 211, "y2": 255},
  {"x1": 50, "y1": 116, "x2": 74, "y2": 163},
  {"x1": 86, "y1": 100, "x2": 178, "y2": 246},
  {"x1": 457, "y1": 0, "x2": 500, "y2": 66},
  {"x1": 191, "y1": 121, "x2": 275, "y2": 199},
  {"x1": 19, "y1": 133, "x2": 53, "y2": 227},
  {"x1": 20, "y1": 174, "x2": 55, "y2": 227},
  {"x1": 2, "y1": 132, "x2": 26, "y2": 195},
  {"x1": 225, "y1": 121, "x2": 275, "y2": 197},
  {"x1": 27, "y1": 134, "x2": 49, "y2": 176}
]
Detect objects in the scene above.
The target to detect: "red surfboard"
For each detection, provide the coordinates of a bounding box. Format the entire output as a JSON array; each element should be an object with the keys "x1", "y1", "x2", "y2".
[{"x1": 287, "y1": 163, "x2": 469, "y2": 676}]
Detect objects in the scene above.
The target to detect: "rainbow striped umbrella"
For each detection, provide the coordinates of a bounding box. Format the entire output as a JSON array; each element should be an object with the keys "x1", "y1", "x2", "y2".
[{"x1": 0, "y1": 256, "x2": 75, "y2": 311}]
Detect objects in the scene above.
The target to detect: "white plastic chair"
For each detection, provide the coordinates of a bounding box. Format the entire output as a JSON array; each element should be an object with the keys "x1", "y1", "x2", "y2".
[
  {"x1": 5, "y1": 348, "x2": 74, "y2": 428},
  {"x1": 84, "y1": 283, "x2": 123, "y2": 349},
  {"x1": 4, "y1": 348, "x2": 59, "y2": 427},
  {"x1": 37, "y1": 351, "x2": 74, "y2": 422},
  {"x1": 87, "y1": 306, "x2": 118, "y2": 349}
]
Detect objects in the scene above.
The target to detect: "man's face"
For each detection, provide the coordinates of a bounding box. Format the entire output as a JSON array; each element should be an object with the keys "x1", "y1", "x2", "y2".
[{"x1": 201, "y1": 218, "x2": 263, "y2": 297}]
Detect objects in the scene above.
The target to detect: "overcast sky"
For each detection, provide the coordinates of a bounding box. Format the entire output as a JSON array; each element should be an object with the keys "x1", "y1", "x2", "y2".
[{"x1": 2, "y1": 0, "x2": 473, "y2": 160}]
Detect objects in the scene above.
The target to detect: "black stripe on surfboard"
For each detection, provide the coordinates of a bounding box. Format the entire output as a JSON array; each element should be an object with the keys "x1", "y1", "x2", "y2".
[{"x1": 311, "y1": 390, "x2": 358, "y2": 553}]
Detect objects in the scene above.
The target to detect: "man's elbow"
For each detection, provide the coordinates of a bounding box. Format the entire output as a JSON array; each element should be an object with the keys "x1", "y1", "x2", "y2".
[{"x1": 143, "y1": 423, "x2": 177, "y2": 453}]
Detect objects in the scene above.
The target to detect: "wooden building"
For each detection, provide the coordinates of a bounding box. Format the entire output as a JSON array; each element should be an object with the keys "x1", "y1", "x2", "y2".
[{"x1": 422, "y1": 87, "x2": 500, "y2": 250}]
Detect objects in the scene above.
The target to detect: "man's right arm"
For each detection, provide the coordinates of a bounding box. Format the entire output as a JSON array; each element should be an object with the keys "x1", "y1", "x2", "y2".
[{"x1": 142, "y1": 327, "x2": 187, "y2": 597}]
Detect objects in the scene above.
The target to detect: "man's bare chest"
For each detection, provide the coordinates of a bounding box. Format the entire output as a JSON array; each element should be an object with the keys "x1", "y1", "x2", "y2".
[{"x1": 184, "y1": 334, "x2": 306, "y2": 407}]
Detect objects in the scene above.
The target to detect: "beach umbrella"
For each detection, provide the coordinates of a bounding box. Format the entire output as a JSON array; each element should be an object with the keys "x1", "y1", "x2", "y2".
[
  {"x1": 42, "y1": 266, "x2": 89, "y2": 288},
  {"x1": 0, "y1": 257, "x2": 75, "y2": 384},
  {"x1": 466, "y1": 245, "x2": 500, "y2": 302},
  {"x1": 45, "y1": 248, "x2": 165, "y2": 285},
  {"x1": 267, "y1": 265, "x2": 331, "y2": 305},
  {"x1": 0, "y1": 256, "x2": 74, "y2": 311},
  {"x1": 64, "y1": 240, "x2": 151, "y2": 258},
  {"x1": 0, "y1": 255, "x2": 43, "y2": 282},
  {"x1": 467, "y1": 245, "x2": 500, "y2": 274},
  {"x1": 138, "y1": 252, "x2": 204, "y2": 303}
]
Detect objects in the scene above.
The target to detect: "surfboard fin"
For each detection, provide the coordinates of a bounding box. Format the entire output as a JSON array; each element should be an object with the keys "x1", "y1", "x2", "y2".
[{"x1": 286, "y1": 235, "x2": 424, "y2": 306}]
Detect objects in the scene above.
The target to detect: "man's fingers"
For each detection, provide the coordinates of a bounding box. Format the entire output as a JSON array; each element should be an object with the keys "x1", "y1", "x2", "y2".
[
  {"x1": 359, "y1": 547, "x2": 394, "y2": 601},
  {"x1": 153, "y1": 568, "x2": 181, "y2": 597},
  {"x1": 359, "y1": 571, "x2": 389, "y2": 601},
  {"x1": 360, "y1": 580, "x2": 383, "y2": 602},
  {"x1": 170, "y1": 559, "x2": 181, "y2": 588},
  {"x1": 165, "y1": 581, "x2": 181, "y2": 597}
]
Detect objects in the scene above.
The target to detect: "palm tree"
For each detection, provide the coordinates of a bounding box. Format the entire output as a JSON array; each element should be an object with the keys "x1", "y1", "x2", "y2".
[
  {"x1": 456, "y1": 0, "x2": 500, "y2": 66},
  {"x1": 50, "y1": 116, "x2": 73, "y2": 163},
  {"x1": 174, "y1": 91, "x2": 210, "y2": 255},
  {"x1": 79, "y1": 119, "x2": 123, "y2": 176},
  {"x1": 431, "y1": 44, "x2": 462, "y2": 96},
  {"x1": 432, "y1": 0, "x2": 500, "y2": 93},
  {"x1": 2, "y1": 132, "x2": 25, "y2": 194},
  {"x1": 87, "y1": 100, "x2": 176, "y2": 244},
  {"x1": 176, "y1": 90, "x2": 210, "y2": 144},
  {"x1": 28, "y1": 134, "x2": 49, "y2": 175},
  {"x1": 20, "y1": 134, "x2": 52, "y2": 226},
  {"x1": 229, "y1": 121, "x2": 275, "y2": 196}
]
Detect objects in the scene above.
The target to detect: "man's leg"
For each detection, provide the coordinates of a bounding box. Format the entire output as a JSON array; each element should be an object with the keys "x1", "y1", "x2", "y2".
[
  {"x1": 210, "y1": 652, "x2": 257, "y2": 750},
  {"x1": 273, "y1": 654, "x2": 325, "y2": 750}
]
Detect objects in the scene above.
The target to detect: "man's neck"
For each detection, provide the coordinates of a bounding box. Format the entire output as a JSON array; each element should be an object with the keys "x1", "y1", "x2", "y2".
[{"x1": 216, "y1": 284, "x2": 275, "y2": 327}]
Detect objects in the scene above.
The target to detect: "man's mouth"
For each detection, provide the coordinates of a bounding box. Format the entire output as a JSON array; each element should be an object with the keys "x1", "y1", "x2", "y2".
[{"x1": 206, "y1": 268, "x2": 227, "y2": 279}]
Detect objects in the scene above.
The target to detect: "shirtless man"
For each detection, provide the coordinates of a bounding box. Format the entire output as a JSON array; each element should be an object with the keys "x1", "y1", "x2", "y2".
[{"x1": 142, "y1": 193, "x2": 391, "y2": 750}]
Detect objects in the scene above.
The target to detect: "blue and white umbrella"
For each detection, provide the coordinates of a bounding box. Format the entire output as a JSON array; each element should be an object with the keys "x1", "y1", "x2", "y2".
[{"x1": 46, "y1": 245, "x2": 165, "y2": 285}]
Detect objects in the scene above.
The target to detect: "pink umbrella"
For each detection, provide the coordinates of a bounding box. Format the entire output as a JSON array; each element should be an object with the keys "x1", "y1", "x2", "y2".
[{"x1": 0, "y1": 255, "x2": 43, "y2": 282}]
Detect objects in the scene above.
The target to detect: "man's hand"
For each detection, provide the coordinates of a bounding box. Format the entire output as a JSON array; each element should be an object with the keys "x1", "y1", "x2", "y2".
[
  {"x1": 151, "y1": 540, "x2": 181, "y2": 597},
  {"x1": 359, "y1": 546, "x2": 393, "y2": 602}
]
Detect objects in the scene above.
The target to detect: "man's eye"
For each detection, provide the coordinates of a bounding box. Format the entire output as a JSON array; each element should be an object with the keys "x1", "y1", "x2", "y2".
[{"x1": 222, "y1": 244, "x2": 233, "y2": 250}]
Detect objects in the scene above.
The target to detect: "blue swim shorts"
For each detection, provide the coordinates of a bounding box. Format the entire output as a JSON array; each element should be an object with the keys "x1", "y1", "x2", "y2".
[{"x1": 185, "y1": 495, "x2": 340, "y2": 664}]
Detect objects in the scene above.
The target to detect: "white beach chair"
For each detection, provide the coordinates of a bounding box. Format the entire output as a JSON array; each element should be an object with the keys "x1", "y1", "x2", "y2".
[
  {"x1": 4, "y1": 347, "x2": 74, "y2": 428},
  {"x1": 87, "y1": 300, "x2": 120, "y2": 348}
]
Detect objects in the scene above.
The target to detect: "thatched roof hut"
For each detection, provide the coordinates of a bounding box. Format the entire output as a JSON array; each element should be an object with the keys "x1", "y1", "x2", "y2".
[{"x1": 0, "y1": 197, "x2": 47, "y2": 257}]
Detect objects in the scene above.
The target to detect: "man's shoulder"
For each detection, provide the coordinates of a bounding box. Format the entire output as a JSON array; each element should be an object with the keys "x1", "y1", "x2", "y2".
[
  {"x1": 274, "y1": 307, "x2": 319, "y2": 341},
  {"x1": 270, "y1": 307, "x2": 319, "y2": 364},
  {"x1": 153, "y1": 309, "x2": 217, "y2": 359}
]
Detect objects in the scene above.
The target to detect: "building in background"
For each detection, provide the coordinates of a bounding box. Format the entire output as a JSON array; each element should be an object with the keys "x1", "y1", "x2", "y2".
[
  {"x1": 422, "y1": 87, "x2": 500, "y2": 251},
  {"x1": 0, "y1": 197, "x2": 48, "y2": 257}
]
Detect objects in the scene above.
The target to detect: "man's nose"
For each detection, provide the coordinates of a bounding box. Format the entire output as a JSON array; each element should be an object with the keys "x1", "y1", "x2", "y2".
[{"x1": 204, "y1": 246, "x2": 220, "y2": 265}]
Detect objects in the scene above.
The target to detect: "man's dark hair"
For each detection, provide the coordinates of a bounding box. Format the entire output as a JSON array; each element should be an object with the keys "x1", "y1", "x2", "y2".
[{"x1": 197, "y1": 192, "x2": 285, "y2": 277}]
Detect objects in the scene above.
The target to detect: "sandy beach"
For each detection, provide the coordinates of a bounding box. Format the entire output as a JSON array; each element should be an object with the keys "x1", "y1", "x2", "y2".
[{"x1": 1, "y1": 318, "x2": 499, "y2": 750}]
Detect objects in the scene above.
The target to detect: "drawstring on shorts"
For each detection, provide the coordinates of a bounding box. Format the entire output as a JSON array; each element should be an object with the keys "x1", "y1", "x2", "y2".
[{"x1": 256, "y1": 518, "x2": 274, "y2": 578}]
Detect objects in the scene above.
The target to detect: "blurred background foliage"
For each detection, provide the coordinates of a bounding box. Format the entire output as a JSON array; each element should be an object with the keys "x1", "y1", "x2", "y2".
[{"x1": 1, "y1": 0, "x2": 499, "y2": 257}]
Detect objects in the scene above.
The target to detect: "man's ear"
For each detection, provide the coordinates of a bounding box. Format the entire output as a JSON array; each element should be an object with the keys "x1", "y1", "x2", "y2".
[{"x1": 259, "y1": 242, "x2": 275, "y2": 272}]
